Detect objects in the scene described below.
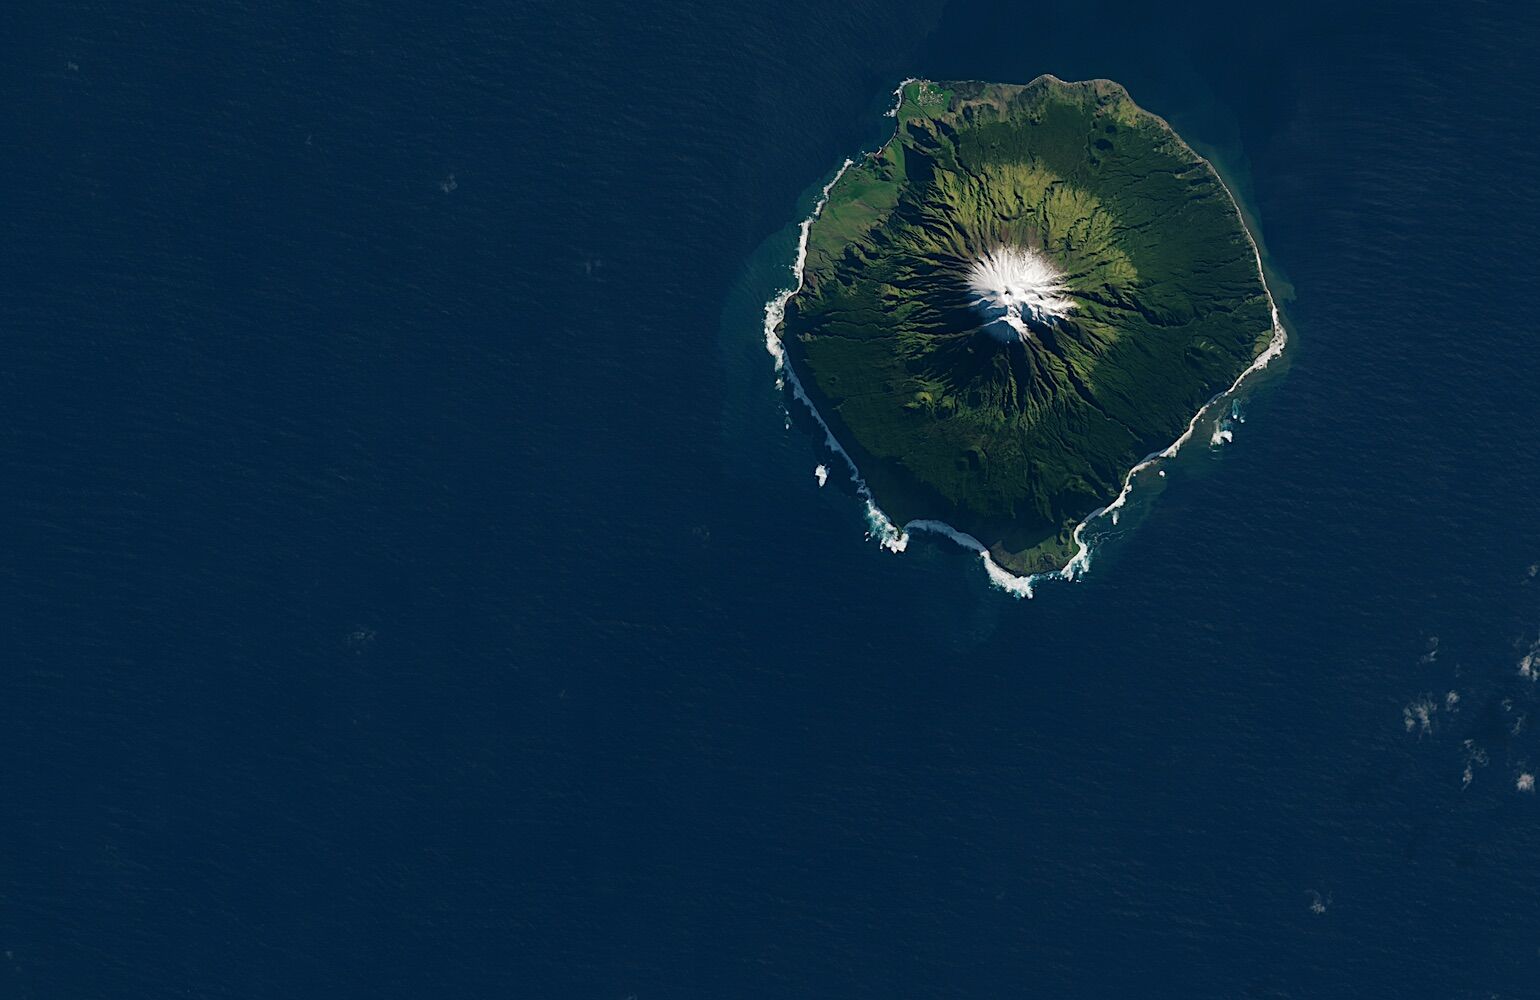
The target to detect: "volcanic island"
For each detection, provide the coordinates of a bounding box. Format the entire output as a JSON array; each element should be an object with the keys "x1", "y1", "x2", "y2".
[{"x1": 775, "y1": 77, "x2": 1281, "y2": 576}]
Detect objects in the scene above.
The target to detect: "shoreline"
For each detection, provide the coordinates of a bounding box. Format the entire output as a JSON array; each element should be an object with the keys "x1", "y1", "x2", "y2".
[{"x1": 763, "y1": 77, "x2": 1289, "y2": 598}]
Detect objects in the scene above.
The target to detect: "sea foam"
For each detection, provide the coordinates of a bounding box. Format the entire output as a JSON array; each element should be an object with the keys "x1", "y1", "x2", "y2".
[{"x1": 762, "y1": 76, "x2": 1289, "y2": 598}]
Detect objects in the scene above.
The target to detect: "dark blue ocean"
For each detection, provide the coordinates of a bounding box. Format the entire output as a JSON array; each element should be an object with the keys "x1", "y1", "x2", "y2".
[{"x1": 6, "y1": 1, "x2": 1540, "y2": 996}]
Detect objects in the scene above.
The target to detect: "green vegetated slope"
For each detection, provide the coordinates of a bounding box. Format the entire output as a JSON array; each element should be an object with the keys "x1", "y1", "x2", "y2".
[{"x1": 782, "y1": 77, "x2": 1274, "y2": 574}]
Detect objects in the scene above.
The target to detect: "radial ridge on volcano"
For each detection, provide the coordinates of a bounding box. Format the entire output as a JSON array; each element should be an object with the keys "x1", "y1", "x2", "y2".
[
  {"x1": 967, "y1": 246, "x2": 1076, "y2": 345},
  {"x1": 773, "y1": 76, "x2": 1283, "y2": 576}
]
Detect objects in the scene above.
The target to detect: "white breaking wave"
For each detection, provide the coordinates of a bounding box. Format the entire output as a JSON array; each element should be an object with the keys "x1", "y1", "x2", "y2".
[
  {"x1": 906, "y1": 520, "x2": 1040, "y2": 598},
  {"x1": 967, "y1": 246, "x2": 1075, "y2": 344},
  {"x1": 1211, "y1": 399, "x2": 1247, "y2": 447},
  {"x1": 762, "y1": 153, "x2": 909, "y2": 554},
  {"x1": 762, "y1": 75, "x2": 1290, "y2": 598}
]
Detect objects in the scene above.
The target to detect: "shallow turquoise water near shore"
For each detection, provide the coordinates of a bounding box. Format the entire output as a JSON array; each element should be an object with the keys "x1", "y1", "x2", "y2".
[{"x1": 6, "y1": 0, "x2": 1540, "y2": 995}]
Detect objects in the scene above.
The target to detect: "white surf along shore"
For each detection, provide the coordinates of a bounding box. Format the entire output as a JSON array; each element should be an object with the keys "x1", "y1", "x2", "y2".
[{"x1": 762, "y1": 77, "x2": 1288, "y2": 598}]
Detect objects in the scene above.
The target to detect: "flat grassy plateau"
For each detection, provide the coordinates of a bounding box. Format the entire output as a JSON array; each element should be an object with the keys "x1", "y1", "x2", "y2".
[{"x1": 782, "y1": 78, "x2": 1273, "y2": 574}]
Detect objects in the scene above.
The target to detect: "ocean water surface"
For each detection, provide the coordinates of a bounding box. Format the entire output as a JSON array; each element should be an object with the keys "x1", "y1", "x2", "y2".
[{"x1": 5, "y1": 0, "x2": 1540, "y2": 996}]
